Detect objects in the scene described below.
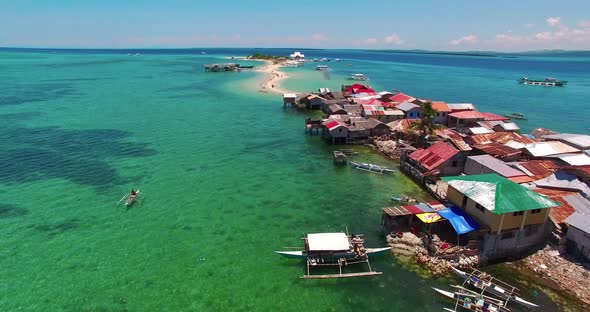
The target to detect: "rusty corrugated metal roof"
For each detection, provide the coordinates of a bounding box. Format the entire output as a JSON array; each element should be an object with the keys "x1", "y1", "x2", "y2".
[
  {"x1": 516, "y1": 160, "x2": 560, "y2": 180},
  {"x1": 534, "y1": 188, "x2": 578, "y2": 224},
  {"x1": 472, "y1": 143, "x2": 521, "y2": 159}
]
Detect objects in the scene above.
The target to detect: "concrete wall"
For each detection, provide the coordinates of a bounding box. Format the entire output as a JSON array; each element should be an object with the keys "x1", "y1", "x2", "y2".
[
  {"x1": 433, "y1": 112, "x2": 448, "y2": 125},
  {"x1": 438, "y1": 153, "x2": 466, "y2": 176},
  {"x1": 481, "y1": 223, "x2": 549, "y2": 261},
  {"x1": 567, "y1": 226, "x2": 590, "y2": 261}
]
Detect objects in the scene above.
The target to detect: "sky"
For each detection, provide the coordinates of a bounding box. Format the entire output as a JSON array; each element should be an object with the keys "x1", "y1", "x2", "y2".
[{"x1": 1, "y1": 0, "x2": 589, "y2": 51}]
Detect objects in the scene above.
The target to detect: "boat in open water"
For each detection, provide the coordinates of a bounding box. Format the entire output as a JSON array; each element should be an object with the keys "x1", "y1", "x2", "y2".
[
  {"x1": 518, "y1": 77, "x2": 567, "y2": 87},
  {"x1": 350, "y1": 161, "x2": 395, "y2": 174},
  {"x1": 451, "y1": 267, "x2": 539, "y2": 308},
  {"x1": 503, "y1": 112, "x2": 527, "y2": 120},
  {"x1": 316, "y1": 65, "x2": 329, "y2": 71},
  {"x1": 348, "y1": 73, "x2": 369, "y2": 81},
  {"x1": 275, "y1": 232, "x2": 390, "y2": 279}
]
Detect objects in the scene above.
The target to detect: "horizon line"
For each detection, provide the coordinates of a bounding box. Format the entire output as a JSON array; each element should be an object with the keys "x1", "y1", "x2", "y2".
[{"x1": 1, "y1": 46, "x2": 589, "y2": 54}]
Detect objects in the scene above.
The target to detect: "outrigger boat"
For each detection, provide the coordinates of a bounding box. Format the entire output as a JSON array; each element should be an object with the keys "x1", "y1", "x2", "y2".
[
  {"x1": 348, "y1": 73, "x2": 369, "y2": 81},
  {"x1": 433, "y1": 286, "x2": 510, "y2": 312},
  {"x1": 518, "y1": 77, "x2": 567, "y2": 87},
  {"x1": 117, "y1": 189, "x2": 140, "y2": 207},
  {"x1": 451, "y1": 267, "x2": 539, "y2": 308},
  {"x1": 503, "y1": 112, "x2": 527, "y2": 120},
  {"x1": 276, "y1": 232, "x2": 388, "y2": 279},
  {"x1": 350, "y1": 161, "x2": 395, "y2": 174}
]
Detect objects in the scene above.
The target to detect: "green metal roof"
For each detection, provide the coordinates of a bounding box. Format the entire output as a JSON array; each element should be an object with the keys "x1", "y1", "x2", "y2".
[{"x1": 442, "y1": 174, "x2": 561, "y2": 214}]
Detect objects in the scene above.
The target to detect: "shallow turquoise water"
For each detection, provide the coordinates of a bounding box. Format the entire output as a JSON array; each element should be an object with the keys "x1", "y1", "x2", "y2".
[{"x1": 0, "y1": 49, "x2": 585, "y2": 311}]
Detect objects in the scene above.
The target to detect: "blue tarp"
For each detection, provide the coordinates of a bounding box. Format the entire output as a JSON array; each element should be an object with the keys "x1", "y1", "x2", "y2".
[{"x1": 438, "y1": 206, "x2": 480, "y2": 235}]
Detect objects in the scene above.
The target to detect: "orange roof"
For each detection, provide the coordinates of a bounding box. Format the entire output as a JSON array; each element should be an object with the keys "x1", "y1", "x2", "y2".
[
  {"x1": 449, "y1": 111, "x2": 485, "y2": 119},
  {"x1": 509, "y1": 176, "x2": 534, "y2": 184},
  {"x1": 431, "y1": 101, "x2": 451, "y2": 112},
  {"x1": 469, "y1": 132, "x2": 536, "y2": 145}
]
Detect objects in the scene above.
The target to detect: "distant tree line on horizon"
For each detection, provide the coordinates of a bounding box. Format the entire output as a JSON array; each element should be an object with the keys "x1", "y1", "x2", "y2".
[{"x1": 247, "y1": 53, "x2": 287, "y2": 63}]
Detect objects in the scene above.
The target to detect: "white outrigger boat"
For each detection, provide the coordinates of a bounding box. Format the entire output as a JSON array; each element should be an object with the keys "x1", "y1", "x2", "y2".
[
  {"x1": 433, "y1": 286, "x2": 510, "y2": 312},
  {"x1": 350, "y1": 161, "x2": 395, "y2": 174},
  {"x1": 451, "y1": 267, "x2": 539, "y2": 308},
  {"x1": 117, "y1": 189, "x2": 140, "y2": 207},
  {"x1": 275, "y1": 232, "x2": 390, "y2": 279},
  {"x1": 348, "y1": 73, "x2": 369, "y2": 81}
]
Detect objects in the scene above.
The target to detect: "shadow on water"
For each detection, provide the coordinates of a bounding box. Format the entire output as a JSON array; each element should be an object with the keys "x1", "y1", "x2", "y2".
[
  {"x1": 0, "y1": 113, "x2": 157, "y2": 191},
  {"x1": 0, "y1": 82, "x2": 76, "y2": 106},
  {"x1": 32, "y1": 218, "x2": 81, "y2": 237},
  {"x1": 0, "y1": 204, "x2": 29, "y2": 219}
]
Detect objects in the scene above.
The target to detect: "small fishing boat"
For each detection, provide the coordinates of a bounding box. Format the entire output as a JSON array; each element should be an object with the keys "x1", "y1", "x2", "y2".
[
  {"x1": 503, "y1": 112, "x2": 527, "y2": 120},
  {"x1": 433, "y1": 287, "x2": 510, "y2": 312},
  {"x1": 390, "y1": 195, "x2": 417, "y2": 204},
  {"x1": 348, "y1": 73, "x2": 369, "y2": 81},
  {"x1": 316, "y1": 65, "x2": 329, "y2": 71},
  {"x1": 518, "y1": 77, "x2": 567, "y2": 87},
  {"x1": 350, "y1": 161, "x2": 395, "y2": 174},
  {"x1": 276, "y1": 232, "x2": 386, "y2": 279},
  {"x1": 320, "y1": 57, "x2": 330, "y2": 62},
  {"x1": 125, "y1": 189, "x2": 140, "y2": 206},
  {"x1": 451, "y1": 267, "x2": 539, "y2": 308},
  {"x1": 335, "y1": 58, "x2": 341, "y2": 62}
]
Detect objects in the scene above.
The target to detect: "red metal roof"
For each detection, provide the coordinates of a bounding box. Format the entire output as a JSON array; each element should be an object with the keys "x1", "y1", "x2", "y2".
[
  {"x1": 449, "y1": 111, "x2": 485, "y2": 119},
  {"x1": 481, "y1": 112, "x2": 510, "y2": 121},
  {"x1": 345, "y1": 84, "x2": 375, "y2": 94},
  {"x1": 430, "y1": 101, "x2": 451, "y2": 112},
  {"x1": 534, "y1": 188, "x2": 578, "y2": 224},
  {"x1": 409, "y1": 141, "x2": 459, "y2": 171},
  {"x1": 389, "y1": 93, "x2": 414, "y2": 103},
  {"x1": 472, "y1": 143, "x2": 521, "y2": 159}
]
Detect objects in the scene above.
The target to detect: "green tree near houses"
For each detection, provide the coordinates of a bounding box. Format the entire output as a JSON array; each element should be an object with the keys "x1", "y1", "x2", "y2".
[{"x1": 410, "y1": 101, "x2": 443, "y2": 147}]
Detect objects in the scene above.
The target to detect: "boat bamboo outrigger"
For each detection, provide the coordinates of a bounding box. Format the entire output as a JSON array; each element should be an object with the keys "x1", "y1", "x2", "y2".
[
  {"x1": 451, "y1": 267, "x2": 539, "y2": 308},
  {"x1": 117, "y1": 189, "x2": 140, "y2": 207},
  {"x1": 350, "y1": 161, "x2": 395, "y2": 174},
  {"x1": 518, "y1": 77, "x2": 567, "y2": 87},
  {"x1": 275, "y1": 232, "x2": 389, "y2": 279},
  {"x1": 433, "y1": 286, "x2": 510, "y2": 312}
]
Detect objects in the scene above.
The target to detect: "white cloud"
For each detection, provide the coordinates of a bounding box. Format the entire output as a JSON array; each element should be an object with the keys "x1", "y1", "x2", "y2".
[
  {"x1": 547, "y1": 17, "x2": 561, "y2": 27},
  {"x1": 384, "y1": 33, "x2": 405, "y2": 45},
  {"x1": 449, "y1": 34, "x2": 478, "y2": 46},
  {"x1": 579, "y1": 20, "x2": 590, "y2": 28},
  {"x1": 311, "y1": 33, "x2": 328, "y2": 42},
  {"x1": 364, "y1": 38, "x2": 378, "y2": 44},
  {"x1": 524, "y1": 23, "x2": 536, "y2": 29}
]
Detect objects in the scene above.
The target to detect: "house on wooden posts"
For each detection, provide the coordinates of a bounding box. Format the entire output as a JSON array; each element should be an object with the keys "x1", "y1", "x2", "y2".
[
  {"x1": 342, "y1": 104, "x2": 363, "y2": 116},
  {"x1": 397, "y1": 101, "x2": 422, "y2": 119},
  {"x1": 442, "y1": 174, "x2": 561, "y2": 261},
  {"x1": 401, "y1": 141, "x2": 465, "y2": 184},
  {"x1": 283, "y1": 93, "x2": 297, "y2": 108},
  {"x1": 431, "y1": 101, "x2": 452, "y2": 125},
  {"x1": 299, "y1": 94, "x2": 327, "y2": 110},
  {"x1": 353, "y1": 118, "x2": 390, "y2": 137},
  {"x1": 324, "y1": 104, "x2": 347, "y2": 115},
  {"x1": 322, "y1": 119, "x2": 348, "y2": 144}
]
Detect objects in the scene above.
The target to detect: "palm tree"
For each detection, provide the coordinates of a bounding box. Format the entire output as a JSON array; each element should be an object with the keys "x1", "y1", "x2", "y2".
[{"x1": 410, "y1": 101, "x2": 443, "y2": 147}]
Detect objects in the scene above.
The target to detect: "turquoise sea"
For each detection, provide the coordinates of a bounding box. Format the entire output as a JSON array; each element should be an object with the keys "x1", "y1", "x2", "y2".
[{"x1": 0, "y1": 48, "x2": 588, "y2": 311}]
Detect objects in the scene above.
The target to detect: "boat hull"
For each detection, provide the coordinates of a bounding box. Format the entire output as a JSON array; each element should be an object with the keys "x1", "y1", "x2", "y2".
[
  {"x1": 275, "y1": 247, "x2": 391, "y2": 259},
  {"x1": 451, "y1": 267, "x2": 539, "y2": 308},
  {"x1": 350, "y1": 161, "x2": 395, "y2": 174}
]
